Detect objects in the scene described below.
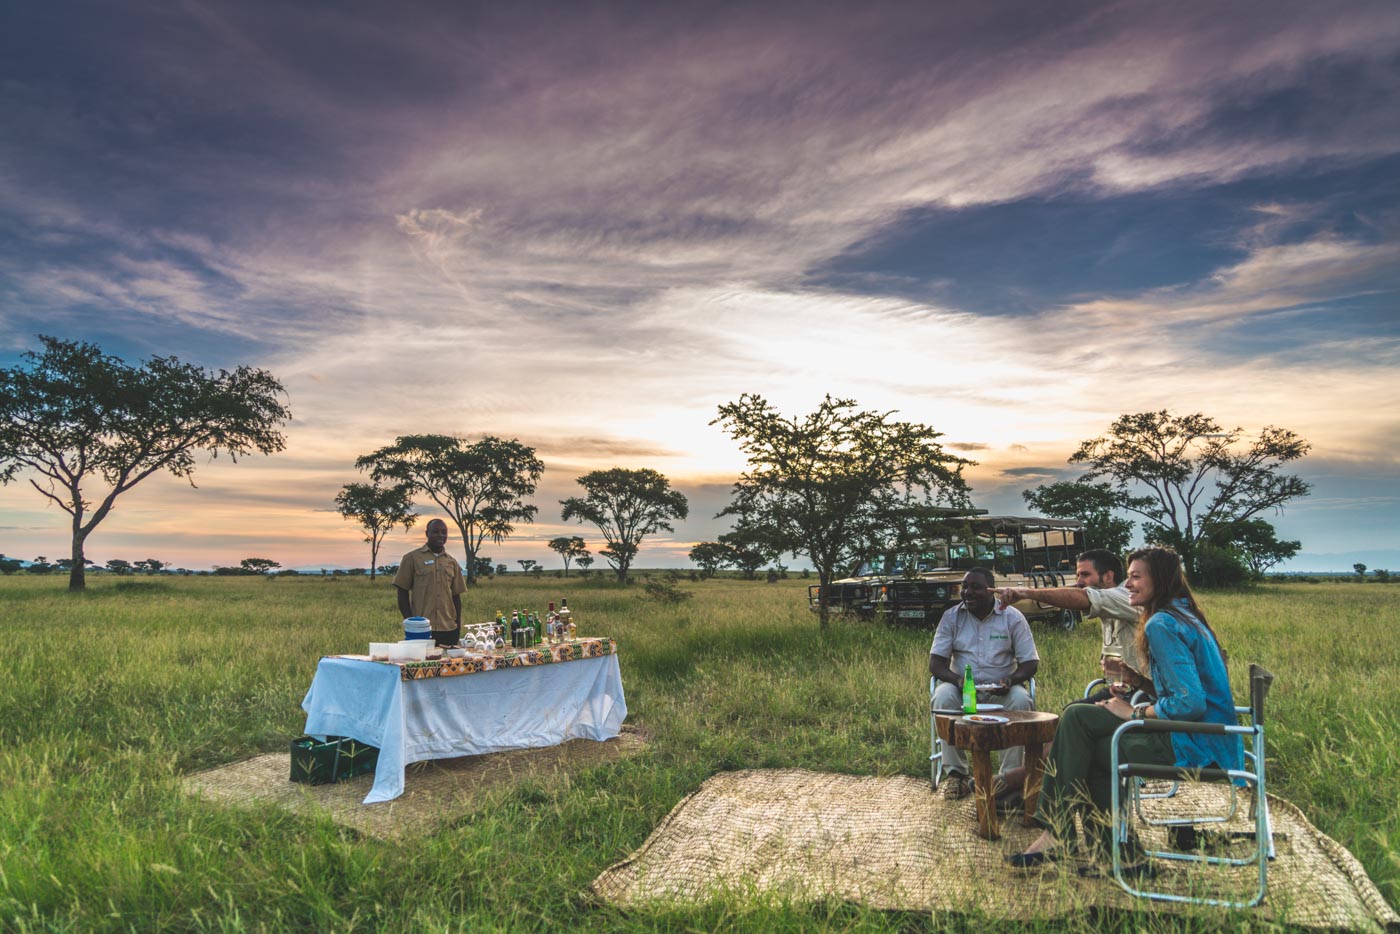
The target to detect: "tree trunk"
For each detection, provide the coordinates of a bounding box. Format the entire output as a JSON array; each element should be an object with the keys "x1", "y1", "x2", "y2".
[
  {"x1": 68, "y1": 529, "x2": 87, "y2": 592},
  {"x1": 817, "y1": 566, "x2": 831, "y2": 630},
  {"x1": 369, "y1": 538, "x2": 378, "y2": 583}
]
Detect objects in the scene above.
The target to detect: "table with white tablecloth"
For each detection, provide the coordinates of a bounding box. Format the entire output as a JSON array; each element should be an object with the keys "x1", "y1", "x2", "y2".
[{"x1": 300, "y1": 641, "x2": 627, "y2": 803}]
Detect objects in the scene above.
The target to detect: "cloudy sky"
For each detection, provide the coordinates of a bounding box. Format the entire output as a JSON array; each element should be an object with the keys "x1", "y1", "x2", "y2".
[{"x1": 2, "y1": 0, "x2": 1398, "y2": 572}]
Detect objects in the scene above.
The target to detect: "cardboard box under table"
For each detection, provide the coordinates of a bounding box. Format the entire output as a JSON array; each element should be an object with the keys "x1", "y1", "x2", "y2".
[{"x1": 299, "y1": 638, "x2": 626, "y2": 803}]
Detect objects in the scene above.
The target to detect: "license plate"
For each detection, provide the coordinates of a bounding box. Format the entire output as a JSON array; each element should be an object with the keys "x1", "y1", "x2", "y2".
[{"x1": 898, "y1": 609, "x2": 925, "y2": 618}]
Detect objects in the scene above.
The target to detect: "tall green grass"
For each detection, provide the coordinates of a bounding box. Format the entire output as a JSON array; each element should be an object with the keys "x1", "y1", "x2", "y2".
[{"x1": 0, "y1": 574, "x2": 1395, "y2": 931}]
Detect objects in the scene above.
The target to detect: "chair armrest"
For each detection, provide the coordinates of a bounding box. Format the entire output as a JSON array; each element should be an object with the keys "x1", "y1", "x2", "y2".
[{"x1": 1133, "y1": 717, "x2": 1231, "y2": 736}]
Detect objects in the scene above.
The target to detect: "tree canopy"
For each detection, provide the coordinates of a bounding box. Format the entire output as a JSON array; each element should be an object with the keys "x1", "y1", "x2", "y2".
[
  {"x1": 560, "y1": 468, "x2": 688, "y2": 583},
  {"x1": 688, "y1": 542, "x2": 734, "y2": 579},
  {"x1": 335, "y1": 481, "x2": 418, "y2": 583},
  {"x1": 1064, "y1": 411, "x2": 1310, "y2": 574},
  {"x1": 712, "y1": 394, "x2": 971, "y2": 627},
  {"x1": 1022, "y1": 479, "x2": 1136, "y2": 556},
  {"x1": 356, "y1": 434, "x2": 543, "y2": 584},
  {"x1": 547, "y1": 536, "x2": 590, "y2": 576},
  {"x1": 0, "y1": 335, "x2": 290, "y2": 591}
]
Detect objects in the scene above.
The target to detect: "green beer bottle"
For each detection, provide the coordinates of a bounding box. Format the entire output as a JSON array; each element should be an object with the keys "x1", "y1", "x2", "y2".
[{"x1": 962, "y1": 664, "x2": 977, "y2": 714}]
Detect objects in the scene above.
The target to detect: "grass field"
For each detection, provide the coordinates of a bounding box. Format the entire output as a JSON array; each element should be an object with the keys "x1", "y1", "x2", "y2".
[{"x1": 0, "y1": 573, "x2": 1396, "y2": 931}]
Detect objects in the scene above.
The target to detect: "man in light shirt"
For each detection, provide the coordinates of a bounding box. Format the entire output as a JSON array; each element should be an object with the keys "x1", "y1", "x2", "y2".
[
  {"x1": 996, "y1": 548, "x2": 1153, "y2": 699},
  {"x1": 930, "y1": 567, "x2": 1040, "y2": 800}
]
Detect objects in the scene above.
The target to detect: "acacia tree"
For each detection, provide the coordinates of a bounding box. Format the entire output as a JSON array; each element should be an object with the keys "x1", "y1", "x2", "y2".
[
  {"x1": 1205, "y1": 518, "x2": 1300, "y2": 578},
  {"x1": 560, "y1": 468, "x2": 688, "y2": 584},
  {"x1": 356, "y1": 435, "x2": 543, "y2": 585},
  {"x1": 334, "y1": 481, "x2": 417, "y2": 583},
  {"x1": 688, "y1": 542, "x2": 733, "y2": 579},
  {"x1": 1064, "y1": 411, "x2": 1310, "y2": 575},
  {"x1": 548, "y1": 535, "x2": 589, "y2": 576},
  {"x1": 0, "y1": 336, "x2": 290, "y2": 591},
  {"x1": 712, "y1": 394, "x2": 972, "y2": 629},
  {"x1": 240, "y1": 558, "x2": 280, "y2": 574}
]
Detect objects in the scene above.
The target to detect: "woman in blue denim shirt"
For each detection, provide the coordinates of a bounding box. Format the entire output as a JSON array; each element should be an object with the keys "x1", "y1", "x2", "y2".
[{"x1": 1009, "y1": 546, "x2": 1241, "y2": 872}]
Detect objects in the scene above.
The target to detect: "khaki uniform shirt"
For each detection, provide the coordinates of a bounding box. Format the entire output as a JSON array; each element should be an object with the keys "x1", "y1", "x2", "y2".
[
  {"x1": 393, "y1": 544, "x2": 465, "y2": 631},
  {"x1": 1085, "y1": 585, "x2": 1146, "y2": 676}
]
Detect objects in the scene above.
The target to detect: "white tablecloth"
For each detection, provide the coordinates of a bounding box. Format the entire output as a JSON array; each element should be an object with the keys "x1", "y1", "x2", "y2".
[{"x1": 300, "y1": 653, "x2": 627, "y2": 803}]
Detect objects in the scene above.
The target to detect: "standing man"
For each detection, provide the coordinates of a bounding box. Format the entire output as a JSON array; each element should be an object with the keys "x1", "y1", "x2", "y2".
[
  {"x1": 393, "y1": 518, "x2": 465, "y2": 647},
  {"x1": 996, "y1": 549, "x2": 1152, "y2": 699},
  {"x1": 930, "y1": 567, "x2": 1040, "y2": 800}
]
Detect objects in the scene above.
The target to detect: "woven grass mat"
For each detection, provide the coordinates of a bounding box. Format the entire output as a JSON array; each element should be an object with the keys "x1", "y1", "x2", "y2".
[
  {"x1": 182, "y1": 727, "x2": 645, "y2": 839},
  {"x1": 592, "y1": 769, "x2": 1398, "y2": 931}
]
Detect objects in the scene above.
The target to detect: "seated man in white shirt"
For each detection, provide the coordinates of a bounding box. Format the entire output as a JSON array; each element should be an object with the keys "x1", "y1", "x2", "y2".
[{"x1": 929, "y1": 567, "x2": 1040, "y2": 800}]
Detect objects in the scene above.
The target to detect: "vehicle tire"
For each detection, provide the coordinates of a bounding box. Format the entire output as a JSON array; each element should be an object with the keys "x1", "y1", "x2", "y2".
[{"x1": 1057, "y1": 609, "x2": 1077, "y2": 632}]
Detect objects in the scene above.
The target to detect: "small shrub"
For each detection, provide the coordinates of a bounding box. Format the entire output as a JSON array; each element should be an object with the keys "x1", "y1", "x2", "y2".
[{"x1": 643, "y1": 578, "x2": 692, "y2": 604}]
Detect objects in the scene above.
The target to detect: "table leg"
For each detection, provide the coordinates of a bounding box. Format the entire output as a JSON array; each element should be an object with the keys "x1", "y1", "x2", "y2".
[
  {"x1": 971, "y1": 748, "x2": 998, "y2": 839},
  {"x1": 1022, "y1": 740, "x2": 1045, "y2": 827}
]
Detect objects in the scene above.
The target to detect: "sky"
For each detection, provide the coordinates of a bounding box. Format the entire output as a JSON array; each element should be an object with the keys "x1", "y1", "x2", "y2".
[{"x1": 2, "y1": 0, "x2": 1399, "y2": 574}]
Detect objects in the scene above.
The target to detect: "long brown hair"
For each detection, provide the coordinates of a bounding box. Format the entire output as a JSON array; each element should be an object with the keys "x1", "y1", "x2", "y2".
[{"x1": 1129, "y1": 546, "x2": 1218, "y2": 665}]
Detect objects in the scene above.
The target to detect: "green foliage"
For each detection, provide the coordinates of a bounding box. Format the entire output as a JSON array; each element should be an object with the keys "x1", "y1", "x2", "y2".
[
  {"x1": 1191, "y1": 542, "x2": 1251, "y2": 588},
  {"x1": 240, "y1": 557, "x2": 281, "y2": 574},
  {"x1": 1355, "y1": 563, "x2": 1368, "y2": 581},
  {"x1": 1022, "y1": 480, "x2": 1135, "y2": 555},
  {"x1": 643, "y1": 575, "x2": 693, "y2": 604},
  {"x1": 712, "y1": 394, "x2": 971, "y2": 627},
  {"x1": 0, "y1": 335, "x2": 290, "y2": 591},
  {"x1": 334, "y1": 480, "x2": 417, "y2": 582},
  {"x1": 357, "y1": 435, "x2": 543, "y2": 584},
  {"x1": 688, "y1": 541, "x2": 734, "y2": 579},
  {"x1": 1064, "y1": 411, "x2": 1310, "y2": 575},
  {"x1": 0, "y1": 555, "x2": 22, "y2": 575},
  {"x1": 547, "y1": 535, "x2": 590, "y2": 576},
  {"x1": 560, "y1": 468, "x2": 688, "y2": 584},
  {"x1": 1205, "y1": 517, "x2": 1301, "y2": 578}
]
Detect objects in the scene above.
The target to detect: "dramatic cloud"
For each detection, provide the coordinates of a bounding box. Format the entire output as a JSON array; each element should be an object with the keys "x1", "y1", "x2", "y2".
[{"x1": 2, "y1": 0, "x2": 1397, "y2": 569}]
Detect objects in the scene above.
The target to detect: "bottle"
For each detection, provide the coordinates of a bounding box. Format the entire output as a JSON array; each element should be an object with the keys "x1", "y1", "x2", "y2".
[
  {"x1": 962, "y1": 664, "x2": 977, "y2": 715},
  {"x1": 558, "y1": 598, "x2": 571, "y2": 624},
  {"x1": 566, "y1": 619, "x2": 576, "y2": 641}
]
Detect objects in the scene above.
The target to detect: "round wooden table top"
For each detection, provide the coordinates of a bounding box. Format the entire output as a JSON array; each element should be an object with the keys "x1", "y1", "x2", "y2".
[{"x1": 934, "y1": 709, "x2": 1058, "y2": 751}]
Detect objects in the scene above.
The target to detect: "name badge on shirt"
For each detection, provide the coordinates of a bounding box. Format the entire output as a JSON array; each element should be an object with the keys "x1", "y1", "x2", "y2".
[{"x1": 423, "y1": 560, "x2": 435, "y2": 566}]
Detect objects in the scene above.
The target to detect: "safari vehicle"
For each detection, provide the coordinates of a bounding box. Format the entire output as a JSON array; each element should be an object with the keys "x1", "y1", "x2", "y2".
[{"x1": 807, "y1": 515, "x2": 1085, "y2": 630}]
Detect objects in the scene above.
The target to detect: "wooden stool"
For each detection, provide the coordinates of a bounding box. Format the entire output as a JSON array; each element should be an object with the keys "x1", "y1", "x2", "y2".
[{"x1": 934, "y1": 709, "x2": 1059, "y2": 839}]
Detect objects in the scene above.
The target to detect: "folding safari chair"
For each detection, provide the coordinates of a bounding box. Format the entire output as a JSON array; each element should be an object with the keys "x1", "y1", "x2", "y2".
[{"x1": 1107, "y1": 663, "x2": 1276, "y2": 908}]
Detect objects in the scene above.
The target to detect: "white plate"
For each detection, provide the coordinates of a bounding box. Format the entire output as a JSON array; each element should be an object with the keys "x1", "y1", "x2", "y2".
[
  {"x1": 964, "y1": 714, "x2": 1010, "y2": 724},
  {"x1": 933, "y1": 703, "x2": 1004, "y2": 715}
]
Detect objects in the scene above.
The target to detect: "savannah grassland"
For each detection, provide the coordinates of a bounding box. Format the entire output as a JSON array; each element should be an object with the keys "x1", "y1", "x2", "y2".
[{"x1": 0, "y1": 574, "x2": 1396, "y2": 932}]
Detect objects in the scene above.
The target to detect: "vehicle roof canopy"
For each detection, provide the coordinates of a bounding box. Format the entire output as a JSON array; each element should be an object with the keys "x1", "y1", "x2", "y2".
[{"x1": 939, "y1": 515, "x2": 1084, "y2": 531}]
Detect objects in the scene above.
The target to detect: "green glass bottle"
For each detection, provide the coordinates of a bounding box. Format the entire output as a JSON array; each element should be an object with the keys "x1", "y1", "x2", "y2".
[{"x1": 962, "y1": 664, "x2": 977, "y2": 714}]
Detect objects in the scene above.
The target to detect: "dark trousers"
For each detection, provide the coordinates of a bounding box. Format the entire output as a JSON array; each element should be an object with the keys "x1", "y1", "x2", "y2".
[
  {"x1": 1036, "y1": 702, "x2": 1174, "y2": 852},
  {"x1": 433, "y1": 623, "x2": 461, "y2": 647}
]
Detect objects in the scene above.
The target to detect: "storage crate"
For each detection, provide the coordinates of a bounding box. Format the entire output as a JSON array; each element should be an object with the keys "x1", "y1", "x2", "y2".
[{"x1": 289, "y1": 735, "x2": 379, "y2": 785}]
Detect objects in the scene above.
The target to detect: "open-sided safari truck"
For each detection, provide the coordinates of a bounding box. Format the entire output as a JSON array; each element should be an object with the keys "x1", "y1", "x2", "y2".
[{"x1": 807, "y1": 515, "x2": 1085, "y2": 631}]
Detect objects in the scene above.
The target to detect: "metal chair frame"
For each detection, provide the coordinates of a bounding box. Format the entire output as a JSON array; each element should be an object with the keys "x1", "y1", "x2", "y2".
[
  {"x1": 930, "y1": 676, "x2": 1035, "y2": 789},
  {"x1": 1107, "y1": 664, "x2": 1275, "y2": 908}
]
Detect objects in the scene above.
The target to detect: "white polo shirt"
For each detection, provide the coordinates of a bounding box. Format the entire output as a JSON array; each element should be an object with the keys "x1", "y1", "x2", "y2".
[{"x1": 930, "y1": 602, "x2": 1038, "y2": 683}]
